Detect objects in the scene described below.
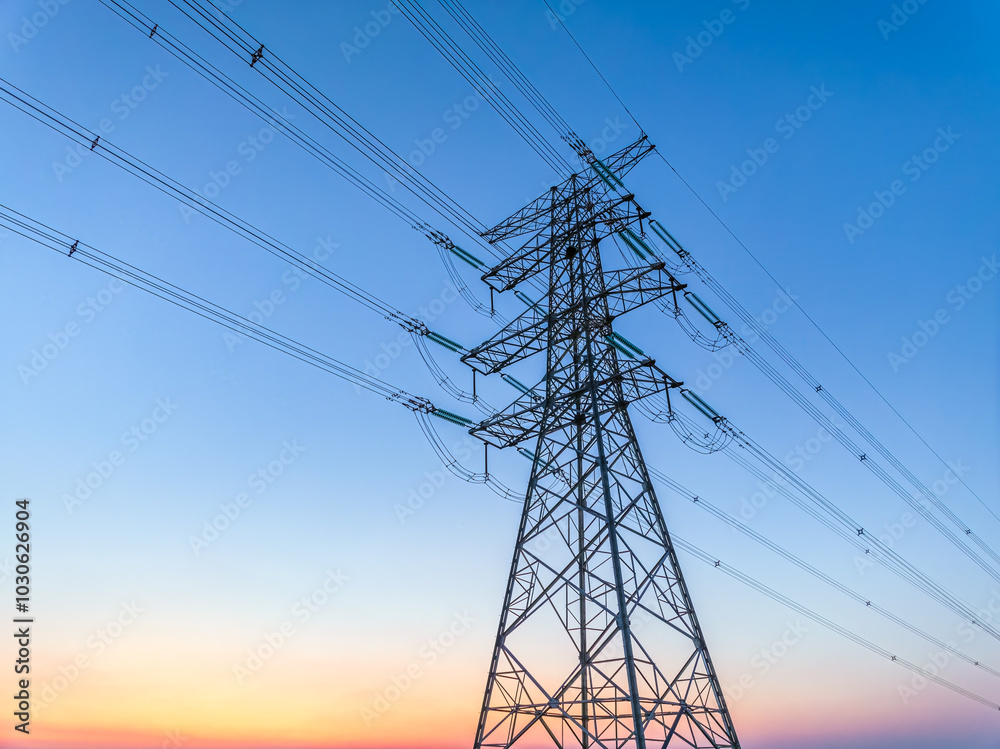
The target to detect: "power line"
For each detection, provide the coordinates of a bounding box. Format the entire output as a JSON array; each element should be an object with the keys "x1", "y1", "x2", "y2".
[
  {"x1": 1, "y1": 204, "x2": 432, "y2": 410},
  {"x1": 674, "y1": 535, "x2": 1000, "y2": 713},
  {"x1": 394, "y1": 0, "x2": 575, "y2": 175},
  {"x1": 542, "y1": 0, "x2": 997, "y2": 525},
  {"x1": 0, "y1": 76, "x2": 424, "y2": 330},
  {"x1": 648, "y1": 466, "x2": 1000, "y2": 682},
  {"x1": 539, "y1": 0, "x2": 642, "y2": 132},
  {"x1": 612, "y1": 214, "x2": 1000, "y2": 574},
  {"x1": 104, "y1": 0, "x2": 562, "y2": 311},
  {"x1": 439, "y1": 0, "x2": 574, "y2": 138},
  {"x1": 168, "y1": 0, "x2": 503, "y2": 243},
  {"x1": 100, "y1": 0, "x2": 527, "y2": 329},
  {"x1": 111, "y1": 0, "x2": 571, "y2": 314},
  {"x1": 717, "y1": 431, "x2": 1000, "y2": 642}
]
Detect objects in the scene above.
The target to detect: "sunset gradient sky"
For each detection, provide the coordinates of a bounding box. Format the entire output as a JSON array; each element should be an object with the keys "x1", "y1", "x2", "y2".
[{"x1": 1, "y1": 0, "x2": 999, "y2": 747}]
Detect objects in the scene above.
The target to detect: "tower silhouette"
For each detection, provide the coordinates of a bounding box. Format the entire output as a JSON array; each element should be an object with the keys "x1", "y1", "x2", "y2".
[{"x1": 465, "y1": 137, "x2": 741, "y2": 749}]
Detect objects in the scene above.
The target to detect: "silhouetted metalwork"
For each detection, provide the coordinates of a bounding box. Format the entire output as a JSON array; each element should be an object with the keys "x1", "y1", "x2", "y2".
[{"x1": 466, "y1": 137, "x2": 741, "y2": 749}]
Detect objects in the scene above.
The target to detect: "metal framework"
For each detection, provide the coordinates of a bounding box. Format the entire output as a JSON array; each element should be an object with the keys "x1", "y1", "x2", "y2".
[{"x1": 466, "y1": 137, "x2": 741, "y2": 749}]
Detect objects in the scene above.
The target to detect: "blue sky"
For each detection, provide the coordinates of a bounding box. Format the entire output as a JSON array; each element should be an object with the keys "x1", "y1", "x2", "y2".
[{"x1": 1, "y1": 0, "x2": 998, "y2": 747}]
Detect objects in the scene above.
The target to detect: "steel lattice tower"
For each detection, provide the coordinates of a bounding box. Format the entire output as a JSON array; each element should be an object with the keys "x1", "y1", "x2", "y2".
[{"x1": 464, "y1": 137, "x2": 741, "y2": 749}]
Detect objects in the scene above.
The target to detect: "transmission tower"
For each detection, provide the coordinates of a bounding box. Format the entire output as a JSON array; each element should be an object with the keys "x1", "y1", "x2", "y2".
[{"x1": 464, "y1": 136, "x2": 741, "y2": 749}]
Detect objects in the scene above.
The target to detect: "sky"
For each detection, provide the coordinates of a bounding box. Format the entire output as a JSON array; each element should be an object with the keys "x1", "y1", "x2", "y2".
[{"x1": 0, "y1": 0, "x2": 999, "y2": 747}]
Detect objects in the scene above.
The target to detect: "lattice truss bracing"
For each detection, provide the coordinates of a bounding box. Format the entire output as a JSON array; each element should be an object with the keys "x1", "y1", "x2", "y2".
[{"x1": 470, "y1": 138, "x2": 741, "y2": 749}]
